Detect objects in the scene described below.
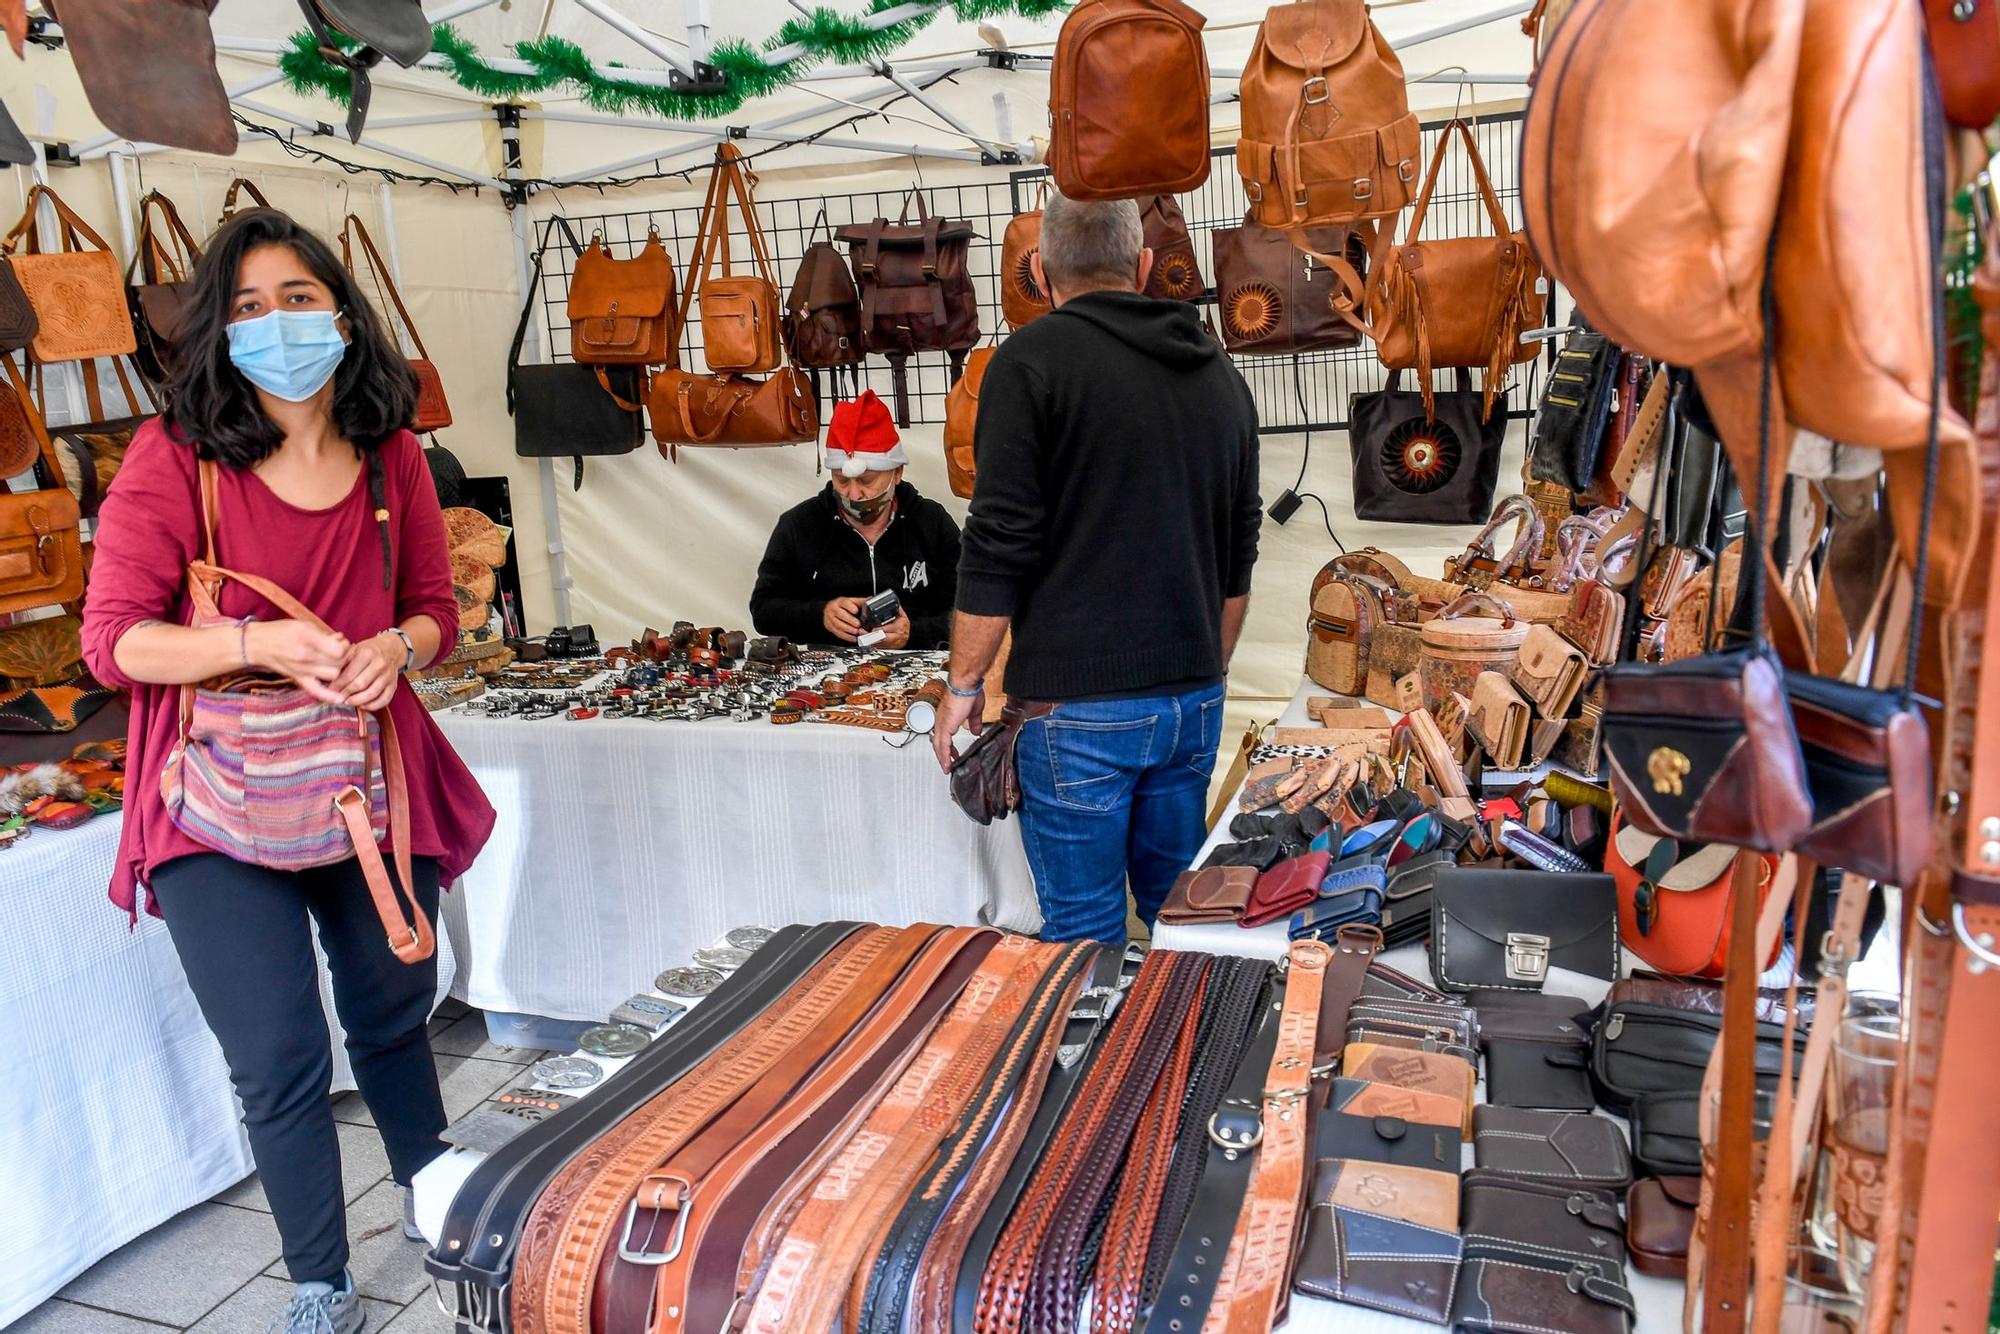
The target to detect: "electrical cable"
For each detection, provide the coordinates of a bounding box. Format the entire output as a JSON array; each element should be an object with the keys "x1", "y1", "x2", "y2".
[{"x1": 1286, "y1": 354, "x2": 1346, "y2": 554}]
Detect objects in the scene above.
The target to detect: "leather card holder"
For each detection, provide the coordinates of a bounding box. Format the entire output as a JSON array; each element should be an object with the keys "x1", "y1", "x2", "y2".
[
  {"x1": 1470, "y1": 1106, "x2": 1634, "y2": 1190},
  {"x1": 1309, "y1": 1156, "x2": 1461, "y2": 1232},
  {"x1": 1294, "y1": 1202, "x2": 1461, "y2": 1325},
  {"x1": 1315, "y1": 1105, "x2": 1461, "y2": 1173}
]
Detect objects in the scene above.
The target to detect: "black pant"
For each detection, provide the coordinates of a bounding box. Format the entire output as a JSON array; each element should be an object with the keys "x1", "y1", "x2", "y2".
[{"x1": 151, "y1": 853, "x2": 448, "y2": 1285}]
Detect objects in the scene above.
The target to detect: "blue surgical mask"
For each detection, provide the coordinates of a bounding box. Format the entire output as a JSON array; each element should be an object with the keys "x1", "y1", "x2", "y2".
[{"x1": 226, "y1": 309, "x2": 347, "y2": 401}]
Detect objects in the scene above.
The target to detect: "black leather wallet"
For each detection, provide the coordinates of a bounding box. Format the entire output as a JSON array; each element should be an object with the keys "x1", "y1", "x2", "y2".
[
  {"x1": 1315, "y1": 1104, "x2": 1461, "y2": 1172},
  {"x1": 1428, "y1": 867, "x2": 1620, "y2": 992},
  {"x1": 1628, "y1": 1089, "x2": 1703, "y2": 1177},
  {"x1": 1461, "y1": 1168, "x2": 1627, "y2": 1270},
  {"x1": 1475, "y1": 992, "x2": 1595, "y2": 1110},
  {"x1": 1471, "y1": 1106, "x2": 1634, "y2": 1190},
  {"x1": 1381, "y1": 848, "x2": 1457, "y2": 948},
  {"x1": 1456, "y1": 1169, "x2": 1635, "y2": 1334}
]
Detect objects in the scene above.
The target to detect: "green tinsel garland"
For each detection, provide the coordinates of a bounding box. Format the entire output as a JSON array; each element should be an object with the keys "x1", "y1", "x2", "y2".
[{"x1": 281, "y1": 0, "x2": 1073, "y2": 125}]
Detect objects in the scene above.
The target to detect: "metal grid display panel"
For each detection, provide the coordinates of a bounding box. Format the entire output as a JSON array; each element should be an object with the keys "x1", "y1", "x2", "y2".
[{"x1": 529, "y1": 112, "x2": 1530, "y2": 435}]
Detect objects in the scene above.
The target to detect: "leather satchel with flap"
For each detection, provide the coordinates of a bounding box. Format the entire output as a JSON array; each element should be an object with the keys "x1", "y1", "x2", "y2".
[
  {"x1": 567, "y1": 226, "x2": 677, "y2": 367},
  {"x1": 1607, "y1": 812, "x2": 1779, "y2": 978},
  {"x1": 4, "y1": 184, "x2": 135, "y2": 364},
  {"x1": 0, "y1": 375, "x2": 82, "y2": 617},
  {"x1": 1428, "y1": 867, "x2": 1619, "y2": 992}
]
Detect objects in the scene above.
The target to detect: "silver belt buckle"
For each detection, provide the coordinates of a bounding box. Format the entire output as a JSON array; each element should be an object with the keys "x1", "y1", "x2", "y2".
[{"x1": 1505, "y1": 933, "x2": 1551, "y2": 983}]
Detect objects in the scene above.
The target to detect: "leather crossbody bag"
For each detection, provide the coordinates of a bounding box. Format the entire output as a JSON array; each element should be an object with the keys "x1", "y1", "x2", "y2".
[
  {"x1": 340, "y1": 214, "x2": 450, "y2": 432},
  {"x1": 0, "y1": 357, "x2": 82, "y2": 617},
  {"x1": 124, "y1": 190, "x2": 202, "y2": 386},
  {"x1": 1606, "y1": 811, "x2": 1778, "y2": 978},
  {"x1": 507, "y1": 216, "x2": 643, "y2": 487},
  {"x1": 4, "y1": 183, "x2": 136, "y2": 365},
  {"x1": 1428, "y1": 866, "x2": 1619, "y2": 992},
  {"x1": 1528, "y1": 325, "x2": 1621, "y2": 491},
  {"x1": 686, "y1": 143, "x2": 785, "y2": 376}
]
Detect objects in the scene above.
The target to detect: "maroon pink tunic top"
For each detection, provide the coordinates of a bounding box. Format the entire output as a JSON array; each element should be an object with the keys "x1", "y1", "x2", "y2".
[{"x1": 81, "y1": 422, "x2": 496, "y2": 918}]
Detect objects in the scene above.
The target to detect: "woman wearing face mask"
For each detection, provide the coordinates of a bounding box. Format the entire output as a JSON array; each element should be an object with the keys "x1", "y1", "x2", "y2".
[
  {"x1": 749, "y1": 389, "x2": 962, "y2": 648},
  {"x1": 80, "y1": 209, "x2": 493, "y2": 1334}
]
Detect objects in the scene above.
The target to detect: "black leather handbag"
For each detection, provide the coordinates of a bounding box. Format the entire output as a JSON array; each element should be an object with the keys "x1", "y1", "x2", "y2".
[
  {"x1": 1349, "y1": 368, "x2": 1506, "y2": 524},
  {"x1": 1428, "y1": 867, "x2": 1620, "y2": 992},
  {"x1": 1527, "y1": 327, "x2": 1619, "y2": 491},
  {"x1": 509, "y1": 217, "x2": 643, "y2": 489}
]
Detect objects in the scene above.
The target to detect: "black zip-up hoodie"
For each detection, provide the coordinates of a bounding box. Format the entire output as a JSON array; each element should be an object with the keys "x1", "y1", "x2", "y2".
[
  {"x1": 749, "y1": 481, "x2": 962, "y2": 648},
  {"x1": 957, "y1": 289, "x2": 1261, "y2": 700}
]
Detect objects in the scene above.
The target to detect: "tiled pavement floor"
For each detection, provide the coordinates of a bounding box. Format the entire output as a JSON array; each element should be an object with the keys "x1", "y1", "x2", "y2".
[{"x1": 15, "y1": 1000, "x2": 537, "y2": 1334}]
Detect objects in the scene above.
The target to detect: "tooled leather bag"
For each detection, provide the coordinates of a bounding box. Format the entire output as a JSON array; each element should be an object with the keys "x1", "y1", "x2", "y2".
[
  {"x1": 1048, "y1": 0, "x2": 1211, "y2": 201},
  {"x1": 125, "y1": 190, "x2": 202, "y2": 387},
  {"x1": 645, "y1": 365, "x2": 816, "y2": 455},
  {"x1": 340, "y1": 214, "x2": 450, "y2": 432},
  {"x1": 1212, "y1": 214, "x2": 1365, "y2": 355},
  {"x1": 1368, "y1": 119, "x2": 1542, "y2": 421},
  {"x1": 836, "y1": 192, "x2": 981, "y2": 427},
  {"x1": 686, "y1": 143, "x2": 784, "y2": 377},
  {"x1": 1000, "y1": 183, "x2": 1051, "y2": 330},
  {"x1": 1139, "y1": 193, "x2": 1205, "y2": 302},
  {"x1": 566, "y1": 224, "x2": 677, "y2": 368},
  {"x1": 4, "y1": 184, "x2": 136, "y2": 365},
  {"x1": 947, "y1": 699, "x2": 1055, "y2": 825}
]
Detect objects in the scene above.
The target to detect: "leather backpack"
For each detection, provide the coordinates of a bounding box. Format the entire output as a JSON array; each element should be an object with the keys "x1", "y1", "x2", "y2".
[
  {"x1": 836, "y1": 193, "x2": 981, "y2": 427},
  {"x1": 566, "y1": 225, "x2": 677, "y2": 369},
  {"x1": 1235, "y1": 0, "x2": 1421, "y2": 320},
  {"x1": 1000, "y1": 183, "x2": 1051, "y2": 330},
  {"x1": 784, "y1": 207, "x2": 864, "y2": 409},
  {"x1": 509, "y1": 217, "x2": 643, "y2": 489},
  {"x1": 1369, "y1": 121, "x2": 1544, "y2": 421},
  {"x1": 942, "y1": 342, "x2": 993, "y2": 499},
  {"x1": 1926, "y1": 0, "x2": 2000, "y2": 128},
  {"x1": 125, "y1": 190, "x2": 203, "y2": 387},
  {"x1": 1139, "y1": 194, "x2": 1205, "y2": 302},
  {"x1": 1212, "y1": 214, "x2": 1365, "y2": 355},
  {"x1": 685, "y1": 143, "x2": 784, "y2": 377},
  {"x1": 3, "y1": 184, "x2": 136, "y2": 366},
  {"x1": 1048, "y1": 0, "x2": 1211, "y2": 201},
  {"x1": 340, "y1": 214, "x2": 450, "y2": 433}
]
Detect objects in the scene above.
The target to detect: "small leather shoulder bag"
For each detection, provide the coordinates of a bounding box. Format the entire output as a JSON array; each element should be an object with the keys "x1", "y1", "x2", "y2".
[{"x1": 341, "y1": 214, "x2": 450, "y2": 432}]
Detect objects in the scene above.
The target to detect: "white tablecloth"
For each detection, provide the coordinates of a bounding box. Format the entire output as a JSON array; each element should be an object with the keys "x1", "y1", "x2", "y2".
[
  {"x1": 1154, "y1": 678, "x2": 1683, "y2": 1333},
  {"x1": 0, "y1": 811, "x2": 459, "y2": 1328},
  {"x1": 435, "y1": 707, "x2": 1040, "y2": 1022}
]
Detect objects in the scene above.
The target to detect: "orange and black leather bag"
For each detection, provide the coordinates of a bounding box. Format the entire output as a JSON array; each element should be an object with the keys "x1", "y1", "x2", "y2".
[
  {"x1": 1047, "y1": 0, "x2": 1211, "y2": 201},
  {"x1": 836, "y1": 192, "x2": 981, "y2": 427},
  {"x1": 340, "y1": 214, "x2": 450, "y2": 432},
  {"x1": 1607, "y1": 812, "x2": 1778, "y2": 978}
]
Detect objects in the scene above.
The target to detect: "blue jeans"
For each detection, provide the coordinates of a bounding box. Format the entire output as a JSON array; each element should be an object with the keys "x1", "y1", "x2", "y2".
[{"x1": 1014, "y1": 683, "x2": 1226, "y2": 943}]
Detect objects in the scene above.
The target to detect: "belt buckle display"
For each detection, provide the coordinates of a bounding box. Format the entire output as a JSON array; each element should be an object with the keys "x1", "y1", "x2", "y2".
[
  {"x1": 1505, "y1": 932, "x2": 1551, "y2": 983},
  {"x1": 1055, "y1": 984, "x2": 1123, "y2": 1068}
]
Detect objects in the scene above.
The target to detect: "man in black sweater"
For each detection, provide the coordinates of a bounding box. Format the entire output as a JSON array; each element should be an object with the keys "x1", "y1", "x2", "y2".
[
  {"x1": 932, "y1": 193, "x2": 1261, "y2": 943},
  {"x1": 750, "y1": 389, "x2": 961, "y2": 648}
]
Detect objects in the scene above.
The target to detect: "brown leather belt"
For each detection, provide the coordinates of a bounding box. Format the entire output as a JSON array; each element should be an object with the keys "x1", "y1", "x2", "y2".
[
  {"x1": 598, "y1": 925, "x2": 995, "y2": 1334},
  {"x1": 1200, "y1": 938, "x2": 1328, "y2": 1333},
  {"x1": 1313, "y1": 925, "x2": 1381, "y2": 1086},
  {"x1": 856, "y1": 941, "x2": 1101, "y2": 1334},
  {"x1": 512, "y1": 924, "x2": 933, "y2": 1334},
  {"x1": 740, "y1": 936, "x2": 1064, "y2": 1331}
]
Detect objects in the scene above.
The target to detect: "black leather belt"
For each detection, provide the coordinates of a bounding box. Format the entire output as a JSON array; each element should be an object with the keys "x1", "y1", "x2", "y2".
[
  {"x1": 952, "y1": 942, "x2": 1143, "y2": 1334},
  {"x1": 424, "y1": 921, "x2": 860, "y2": 1332},
  {"x1": 1141, "y1": 956, "x2": 1272, "y2": 1311},
  {"x1": 1138, "y1": 963, "x2": 1288, "y2": 1334},
  {"x1": 855, "y1": 943, "x2": 1100, "y2": 1334}
]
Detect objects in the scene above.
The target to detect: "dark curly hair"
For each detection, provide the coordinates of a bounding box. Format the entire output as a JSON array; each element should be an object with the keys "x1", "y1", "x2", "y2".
[{"x1": 162, "y1": 208, "x2": 418, "y2": 468}]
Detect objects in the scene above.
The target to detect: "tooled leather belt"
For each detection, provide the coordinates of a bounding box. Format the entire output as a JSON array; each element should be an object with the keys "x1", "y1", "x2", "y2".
[
  {"x1": 593, "y1": 926, "x2": 996, "y2": 1334},
  {"x1": 854, "y1": 942, "x2": 1100, "y2": 1334},
  {"x1": 929, "y1": 944, "x2": 1137, "y2": 1334},
  {"x1": 425, "y1": 921, "x2": 859, "y2": 1333},
  {"x1": 738, "y1": 937, "x2": 1068, "y2": 1332},
  {"x1": 1136, "y1": 950, "x2": 1293, "y2": 1334},
  {"x1": 511, "y1": 924, "x2": 936, "y2": 1334},
  {"x1": 1188, "y1": 939, "x2": 1328, "y2": 1334}
]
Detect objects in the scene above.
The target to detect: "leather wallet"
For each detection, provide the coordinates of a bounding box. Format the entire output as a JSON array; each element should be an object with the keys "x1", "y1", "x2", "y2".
[
  {"x1": 1452, "y1": 1254, "x2": 1638, "y2": 1334},
  {"x1": 1308, "y1": 1156, "x2": 1460, "y2": 1230},
  {"x1": 1348, "y1": 997, "x2": 1479, "y2": 1042},
  {"x1": 1327, "y1": 1076, "x2": 1471, "y2": 1140},
  {"x1": 1471, "y1": 1106, "x2": 1634, "y2": 1190},
  {"x1": 1243, "y1": 849, "x2": 1331, "y2": 927},
  {"x1": 1428, "y1": 867, "x2": 1620, "y2": 992},
  {"x1": 1380, "y1": 848, "x2": 1456, "y2": 948},
  {"x1": 1472, "y1": 670, "x2": 1533, "y2": 769},
  {"x1": 1315, "y1": 1100, "x2": 1460, "y2": 1172},
  {"x1": 1294, "y1": 1201, "x2": 1462, "y2": 1324},
  {"x1": 1510, "y1": 621, "x2": 1591, "y2": 720},
  {"x1": 1289, "y1": 883, "x2": 1383, "y2": 940},
  {"x1": 1157, "y1": 866, "x2": 1257, "y2": 924},
  {"x1": 1344, "y1": 1042, "x2": 1476, "y2": 1132},
  {"x1": 1461, "y1": 1169, "x2": 1625, "y2": 1268},
  {"x1": 1344, "y1": 1019, "x2": 1479, "y2": 1065},
  {"x1": 1200, "y1": 835, "x2": 1288, "y2": 872},
  {"x1": 1626, "y1": 1175, "x2": 1700, "y2": 1277},
  {"x1": 1475, "y1": 992, "x2": 1595, "y2": 1110},
  {"x1": 1361, "y1": 962, "x2": 1454, "y2": 1003},
  {"x1": 1627, "y1": 1089, "x2": 1702, "y2": 1177}
]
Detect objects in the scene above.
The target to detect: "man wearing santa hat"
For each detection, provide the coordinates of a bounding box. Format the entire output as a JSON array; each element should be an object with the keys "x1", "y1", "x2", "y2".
[{"x1": 750, "y1": 389, "x2": 962, "y2": 648}]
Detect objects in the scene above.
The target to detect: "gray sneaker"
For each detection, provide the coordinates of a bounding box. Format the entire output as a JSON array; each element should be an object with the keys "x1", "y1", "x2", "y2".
[
  {"x1": 402, "y1": 1187, "x2": 424, "y2": 1243},
  {"x1": 270, "y1": 1271, "x2": 364, "y2": 1334}
]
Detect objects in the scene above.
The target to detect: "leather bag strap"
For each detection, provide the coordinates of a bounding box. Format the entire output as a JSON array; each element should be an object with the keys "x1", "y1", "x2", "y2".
[
  {"x1": 127, "y1": 190, "x2": 203, "y2": 286},
  {"x1": 340, "y1": 213, "x2": 430, "y2": 360},
  {"x1": 218, "y1": 177, "x2": 272, "y2": 223},
  {"x1": 4, "y1": 182, "x2": 116, "y2": 258}
]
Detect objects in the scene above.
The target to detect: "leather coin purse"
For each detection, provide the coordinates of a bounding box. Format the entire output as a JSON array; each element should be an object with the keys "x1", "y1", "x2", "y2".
[
  {"x1": 1157, "y1": 866, "x2": 1256, "y2": 925},
  {"x1": 1428, "y1": 867, "x2": 1619, "y2": 992}
]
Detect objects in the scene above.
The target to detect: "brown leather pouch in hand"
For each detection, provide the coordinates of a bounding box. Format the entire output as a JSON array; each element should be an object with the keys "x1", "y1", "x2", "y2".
[{"x1": 947, "y1": 701, "x2": 1054, "y2": 825}]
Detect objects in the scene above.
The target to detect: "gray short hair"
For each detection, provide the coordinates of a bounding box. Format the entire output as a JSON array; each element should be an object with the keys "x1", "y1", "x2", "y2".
[{"x1": 1039, "y1": 193, "x2": 1143, "y2": 293}]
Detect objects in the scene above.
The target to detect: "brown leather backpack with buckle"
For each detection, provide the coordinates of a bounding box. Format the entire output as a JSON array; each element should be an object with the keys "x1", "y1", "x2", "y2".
[
  {"x1": 1000, "y1": 182, "x2": 1052, "y2": 330},
  {"x1": 1048, "y1": 0, "x2": 1211, "y2": 201},
  {"x1": 686, "y1": 143, "x2": 784, "y2": 377},
  {"x1": 784, "y1": 206, "x2": 864, "y2": 410},
  {"x1": 836, "y1": 192, "x2": 981, "y2": 427},
  {"x1": 567, "y1": 225, "x2": 677, "y2": 370}
]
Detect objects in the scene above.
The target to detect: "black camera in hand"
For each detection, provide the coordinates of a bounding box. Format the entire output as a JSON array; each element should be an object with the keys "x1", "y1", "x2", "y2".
[{"x1": 856, "y1": 590, "x2": 901, "y2": 647}]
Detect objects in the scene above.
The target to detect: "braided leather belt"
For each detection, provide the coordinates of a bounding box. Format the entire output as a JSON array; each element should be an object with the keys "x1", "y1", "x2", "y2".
[
  {"x1": 1197, "y1": 938, "x2": 1329, "y2": 1334},
  {"x1": 426, "y1": 922, "x2": 859, "y2": 1334},
  {"x1": 596, "y1": 926, "x2": 997, "y2": 1334},
  {"x1": 855, "y1": 942, "x2": 1100, "y2": 1334},
  {"x1": 740, "y1": 937, "x2": 1065, "y2": 1332},
  {"x1": 512, "y1": 925, "x2": 934, "y2": 1334}
]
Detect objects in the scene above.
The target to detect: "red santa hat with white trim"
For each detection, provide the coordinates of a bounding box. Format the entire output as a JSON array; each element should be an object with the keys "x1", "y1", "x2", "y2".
[{"x1": 824, "y1": 389, "x2": 907, "y2": 478}]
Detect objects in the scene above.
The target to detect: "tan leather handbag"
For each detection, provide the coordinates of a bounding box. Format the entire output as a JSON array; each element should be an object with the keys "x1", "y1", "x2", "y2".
[
  {"x1": 3, "y1": 185, "x2": 137, "y2": 365},
  {"x1": 1000, "y1": 183, "x2": 1050, "y2": 330},
  {"x1": 1048, "y1": 0, "x2": 1211, "y2": 201},
  {"x1": 686, "y1": 144, "x2": 784, "y2": 376},
  {"x1": 1521, "y1": 0, "x2": 1805, "y2": 370},
  {"x1": 340, "y1": 215, "x2": 450, "y2": 432},
  {"x1": 647, "y1": 365, "x2": 816, "y2": 456},
  {"x1": 0, "y1": 358, "x2": 82, "y2": 617},
  {"x1": 942, "y1": 343, "x2": 991, "y2": 499},
  {"x1": 567, "y1": 225, "x2": 677, "y2": 368},
  {"x1": 1369, "y1": 121, "x2": 1543, "y2": 421}
]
